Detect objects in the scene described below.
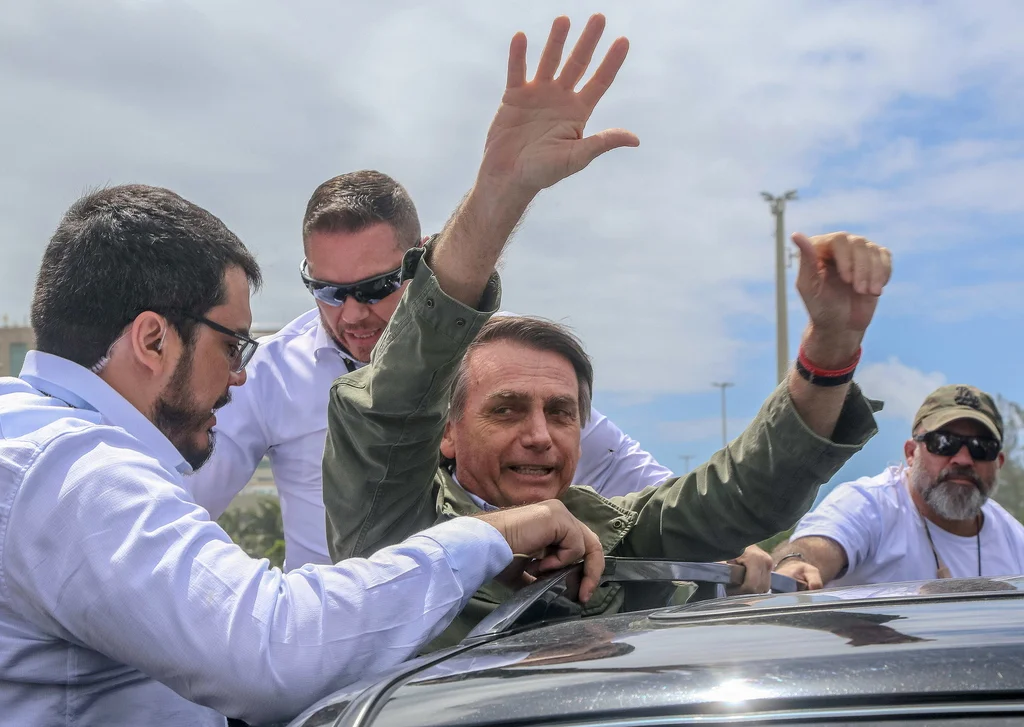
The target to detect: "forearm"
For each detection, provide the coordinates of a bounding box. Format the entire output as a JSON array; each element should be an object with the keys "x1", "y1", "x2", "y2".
[
  {"x1": 618, "y1": 383, "x2": 877, "y2": 561},
  {"x1": 16, "y1": 494, "x2": 512, "y2": 724},
  {"x1": 430, "y1": 180, "x2": 533, "y2": 306},
  {"x1": 773, "y1": 535, "x2": 848, "y2": 584}
]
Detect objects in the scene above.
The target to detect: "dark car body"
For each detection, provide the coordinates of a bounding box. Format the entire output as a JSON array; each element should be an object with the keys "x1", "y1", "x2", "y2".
[{"x1": 287, "y1": 573, "x2": 1024, "y2": 727}]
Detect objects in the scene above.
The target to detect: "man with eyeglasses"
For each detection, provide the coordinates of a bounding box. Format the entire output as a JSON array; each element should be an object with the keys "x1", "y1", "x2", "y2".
[
  {"x1": 186, "y1": 172, "x2": 683, "y2": 572},
  {"x1": 774, "y1": 385, "x2": 1024, "y2": 589}
]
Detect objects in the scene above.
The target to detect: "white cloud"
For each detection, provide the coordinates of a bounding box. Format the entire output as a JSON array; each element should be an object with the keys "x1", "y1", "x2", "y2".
[
  {"x1": 856, "y1": 357, "x2": 947, "y2": 422},
  {"x1": 2, "y1": 1, "x2": 1024, "y2": 395}
]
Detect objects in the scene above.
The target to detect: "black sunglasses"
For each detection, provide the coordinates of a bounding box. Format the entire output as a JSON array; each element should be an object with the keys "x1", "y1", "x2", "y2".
[
  {"x1": 300, "y1": 259, "x2": 404, "y2": 307},
  {"x1": 179, "y1": 311, "x2": 259, "y2": 373},
  {"x1": 913, "y1": 430, "x2": 1001, "y2": 462}
]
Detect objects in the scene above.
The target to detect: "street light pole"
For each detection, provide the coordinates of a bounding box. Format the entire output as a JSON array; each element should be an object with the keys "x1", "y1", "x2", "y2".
[
  {"x1": 710, "y1": 382, "x2": 734, "y2": 448},
  {"x1": 679, "y1": 454, "x2": 694, "y2": 473},
  {"x1": 761, "y1": 190, "x2": 798, "y2": 384}
]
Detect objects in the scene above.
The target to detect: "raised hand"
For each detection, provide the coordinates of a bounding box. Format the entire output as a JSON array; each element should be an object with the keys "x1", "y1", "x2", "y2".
[
  {"x1": 792, "y1": 232, "x2": 892, "y2": 368},
  {"x1": 478, "y1": 14, "x2": 640, "y2": 197},
  {"x1": 432, "y1": 14, "x2": 637, "y2": 307}
]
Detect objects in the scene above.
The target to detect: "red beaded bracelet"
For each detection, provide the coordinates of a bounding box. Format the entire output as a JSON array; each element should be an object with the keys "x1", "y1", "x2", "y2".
[{"x1": 797, "y1": 346, "x2": 861, "y2": 377}]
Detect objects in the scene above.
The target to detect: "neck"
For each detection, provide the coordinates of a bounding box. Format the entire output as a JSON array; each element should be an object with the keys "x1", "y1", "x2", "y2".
[{"x1": 908, "y1": 483, "x2": 983, "y2": 537}]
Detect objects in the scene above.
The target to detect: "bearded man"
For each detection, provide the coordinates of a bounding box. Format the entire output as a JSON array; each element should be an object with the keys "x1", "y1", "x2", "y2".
[{"x1": 774, "y1": 384, "x2": 1024, "y2": 588}]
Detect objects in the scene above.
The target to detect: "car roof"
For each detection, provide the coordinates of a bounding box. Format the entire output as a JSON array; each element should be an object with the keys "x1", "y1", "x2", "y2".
[{"x1": 335, "y1": 575, "x2": 1024, "y2": 727}]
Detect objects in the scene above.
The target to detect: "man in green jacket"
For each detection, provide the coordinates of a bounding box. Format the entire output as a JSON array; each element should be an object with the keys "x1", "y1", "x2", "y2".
[{"x1": 323, "y1": 14, "x2": 891, "y2": 646}]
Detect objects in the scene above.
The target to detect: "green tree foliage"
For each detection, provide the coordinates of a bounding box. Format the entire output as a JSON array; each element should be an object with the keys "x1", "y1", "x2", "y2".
[
  {"x1": 217, "y1": 496, "x2": 286, "y2": 570},
  {"x1": 994, "y1": 396, "x2": 1024, "y2": 522}
]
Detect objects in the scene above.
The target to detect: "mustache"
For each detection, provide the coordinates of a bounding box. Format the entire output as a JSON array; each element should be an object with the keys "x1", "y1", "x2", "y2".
[
  {"x1": 213, "y1": 390, "x2": 231, "y2": 412},
  {"x1": 938, "y1": 466, "x2": 984, "y2": 490}
]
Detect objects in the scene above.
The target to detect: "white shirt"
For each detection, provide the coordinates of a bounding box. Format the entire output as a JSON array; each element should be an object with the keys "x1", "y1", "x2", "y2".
[
  {"x1": 0, "y1": 351, "x2": 513, "y2": 726},
  {"x1": 187, "y1": 308, "x2": 672, "y2": 570},
  {"x1": 793, "y1": 465, "x2": 1024, "y2": 587}
]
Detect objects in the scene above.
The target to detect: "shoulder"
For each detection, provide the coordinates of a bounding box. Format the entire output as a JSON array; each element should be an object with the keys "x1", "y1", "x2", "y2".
[
  {"x1": 251, "y1": 310, "x2": 320, "y2": 359},
  {"x1": 794, "y1": 467, "x2": 904, "y2": 539},
  {"x1": 983, "y1": 499, "x2": 1024, "y2": 535},
  {"x1": 238, "y1": 310, "x2": 321, "y2": 386},
  {"x1": 825, "y1": 466, "x2": 905, "y2": 507},
  {"x1": 4, "y1": 415, "x2": 184, "y2": 535}
]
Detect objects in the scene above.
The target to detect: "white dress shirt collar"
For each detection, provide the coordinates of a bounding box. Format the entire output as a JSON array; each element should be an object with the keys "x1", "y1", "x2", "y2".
[
  {"x1": 311, "y1": 313, "x2": 366, "y2": 372},
  {"x1": 18, "y1": 350, "x2": 191, "y2": 476}
]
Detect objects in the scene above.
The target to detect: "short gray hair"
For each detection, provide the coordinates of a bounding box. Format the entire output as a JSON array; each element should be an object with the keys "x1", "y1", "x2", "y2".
[{"x1": 449, "y1": 316, "x2": 594, "y2": 426}]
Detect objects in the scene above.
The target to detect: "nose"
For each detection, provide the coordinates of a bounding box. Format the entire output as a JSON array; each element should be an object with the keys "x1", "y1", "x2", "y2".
[
  {"x1": 949, "y1": 443, "x2": 976, "y2": 466},
  {"x1": 519, "y1": 409, "x2": 553, "y2": 451},
  {"x1": 229, "y1": 367, "x2": 247, "y2": 388},
  {"x1": 338, "y1": 296, "x2": 370, "y2": 324}
]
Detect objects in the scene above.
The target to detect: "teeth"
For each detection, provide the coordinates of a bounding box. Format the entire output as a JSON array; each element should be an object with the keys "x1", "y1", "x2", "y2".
[{"x1": 511, "y1": 466, "x2": 553, "y2": 475}]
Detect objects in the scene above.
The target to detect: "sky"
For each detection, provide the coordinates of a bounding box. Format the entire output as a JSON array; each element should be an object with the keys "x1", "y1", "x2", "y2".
[{"x1": 2, "y1": 0, "x2": 1023, "y2": 500}]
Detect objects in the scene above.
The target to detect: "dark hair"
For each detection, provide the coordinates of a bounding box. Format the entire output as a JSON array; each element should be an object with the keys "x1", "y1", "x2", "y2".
[
  {"x1": 30, "y1": 184, "x2": 262, "y2": 369},
  {"x1": 450, "y1": 316, "x2": 594, "y2": 425},
  {"x1": 302, "y1": 170, "x2": 421, "y2": 252}
]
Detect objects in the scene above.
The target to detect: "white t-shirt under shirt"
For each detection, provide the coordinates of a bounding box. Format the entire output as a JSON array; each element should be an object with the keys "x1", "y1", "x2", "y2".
[{"x1": 793, "y1": 465, "x2": 1024, "y2": 587}]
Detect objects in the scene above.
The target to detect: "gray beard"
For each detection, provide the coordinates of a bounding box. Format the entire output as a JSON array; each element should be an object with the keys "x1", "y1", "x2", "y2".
[
  {"x1": 924, "y1": 481, "x2": 985, "y2": 520},
  {"x1": 912, "y1": 466, "x2": 993, "y2": 521}
]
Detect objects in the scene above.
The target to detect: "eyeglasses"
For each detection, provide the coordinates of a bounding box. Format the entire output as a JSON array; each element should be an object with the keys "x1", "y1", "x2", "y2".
[
  {"x1": 300, "y1": 259, "x2": 404, "y2": 307},
  {"x1": 913, "y1": 430, "x2": 1001, "y2": 462},
  {"x1": 179, "y1": 311, "x2": 259, "y2": 373}
]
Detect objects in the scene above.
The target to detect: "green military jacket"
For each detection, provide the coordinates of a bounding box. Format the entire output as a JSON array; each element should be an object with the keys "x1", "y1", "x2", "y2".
[{"x1": 323, "y1": 245, "x2": 880, "y2": 649}]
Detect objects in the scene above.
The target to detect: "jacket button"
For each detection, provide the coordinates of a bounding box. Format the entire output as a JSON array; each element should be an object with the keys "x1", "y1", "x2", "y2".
[
  {"x1": 456, "y1": 318, "x2": 466, "y2": 326},
  {"x1": 426, "y1": 298, "x2": 434, "y2": 308},
  {"x1": 612, "y1": 518, "x2": 624, "y2": 530}
]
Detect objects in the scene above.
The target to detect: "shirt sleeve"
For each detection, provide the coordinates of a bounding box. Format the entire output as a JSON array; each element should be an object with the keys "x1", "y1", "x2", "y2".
[
  {"x1": 323, "y1": 243, "x2": 501, "y2": 562},
  {"x1": 2, "y1": 428, "x2": 512, "y2": 724},
  {"x1": 576, "y1": 406, "x2": 673, "y2": 497},
  {"x1": 183, "y1": 369, "x2": 271, "y2": 518},
  {"x1": 613, "y1": 382, "x2": 879, "y2": 562},
  {"x1": 791, "y1": 479, "x2": 884, "y2": 576}
]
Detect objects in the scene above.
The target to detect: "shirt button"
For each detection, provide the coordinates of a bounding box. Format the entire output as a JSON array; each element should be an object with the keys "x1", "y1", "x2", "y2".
[
  {"x1": 456, "y1": 318, "x2": 466, "y2": 326},
  {"x1": 426, "y1": 298, "x2": 434, "y2": 308}
]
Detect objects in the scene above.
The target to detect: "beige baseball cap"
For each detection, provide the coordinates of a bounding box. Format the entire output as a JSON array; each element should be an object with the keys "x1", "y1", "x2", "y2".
[{"x1": 913, "y1": 384, "x2": 1003, "y2": 443}]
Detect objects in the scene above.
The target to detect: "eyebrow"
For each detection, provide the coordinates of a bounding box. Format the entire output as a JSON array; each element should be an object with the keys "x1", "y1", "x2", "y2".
[
  {"x1": 544, "y1": 395, "x2": 579, "y2": 412},
  {"x1": 484, "y1": 391, "x2": 579, "y2": 411},
  {"x1": 486, "y1": 391, "x2": 531, "y2": 405}
]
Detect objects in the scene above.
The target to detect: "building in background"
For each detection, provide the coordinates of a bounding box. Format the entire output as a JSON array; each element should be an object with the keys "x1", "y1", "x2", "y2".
[{"x1": 0, "y1": 319, "x2": 34, "y2": 378}]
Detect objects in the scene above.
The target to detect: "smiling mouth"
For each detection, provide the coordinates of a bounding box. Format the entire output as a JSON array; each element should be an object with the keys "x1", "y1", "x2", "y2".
[{"x1": 344, "y1": 329, "x2": 382, "y2": 341}]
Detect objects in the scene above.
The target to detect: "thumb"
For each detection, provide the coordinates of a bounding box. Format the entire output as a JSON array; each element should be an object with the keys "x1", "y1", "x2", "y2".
[
  {"x1": 791, "y1": 232, "x2": 817, "y2": 281},
  {"x1": 573, "y1": 128, "x2": 640, "y2": 173}
]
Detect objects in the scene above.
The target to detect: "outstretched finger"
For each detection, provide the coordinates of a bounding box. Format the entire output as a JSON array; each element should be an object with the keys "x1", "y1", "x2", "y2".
[
  {"x1": 556, "y1": 13, "x2": 606, "y2": 90},
  {"x1": 579, "y1": 36, "x2": 630, "y2": 110},
  {"x1": 534, "y1": 16, "x2": 571, "y2": 81},
  {"x1": 507, "y1": 31, "x2": 528, "y2": 89}
]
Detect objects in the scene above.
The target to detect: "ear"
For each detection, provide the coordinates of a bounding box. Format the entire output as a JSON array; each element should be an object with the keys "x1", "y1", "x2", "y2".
[
  {"x1": 997, "y1": 451, "x2": 1006, "y2": 469},
  {"x1": 127, "y1": 311, "x2": 173, "y2": 375},
  {"x1": 904, "y1": 438, "x2": 917, "y2": 466},
  {"x1": 440, "y1": 419, "x2": 457, "y2": 460}
]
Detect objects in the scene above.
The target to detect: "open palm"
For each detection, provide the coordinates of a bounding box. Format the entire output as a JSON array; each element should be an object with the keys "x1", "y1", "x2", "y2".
[{"x1": 478, "y1": 15, "x2": 639, "y2": 194}]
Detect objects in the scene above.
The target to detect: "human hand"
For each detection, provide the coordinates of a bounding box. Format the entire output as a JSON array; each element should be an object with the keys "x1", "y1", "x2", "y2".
[
  {"x1": 476, "y1": 14, "x2": 639, "y2": 203},
  {"x1": 775, "y1": 559, "x2": 825, "y2": 590},
  {"x1": 792, "y1": 232, "x2": 892, "y2": 369},
  {"x1": 726, "y1": 545, "x2": 773, "y2": 595},
  {"x1": 474, "y1": 500, "x2": 605, "y2": 603}
]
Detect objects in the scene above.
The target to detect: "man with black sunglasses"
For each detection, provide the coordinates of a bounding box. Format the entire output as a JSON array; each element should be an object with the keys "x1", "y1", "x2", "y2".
[{"x1": 775, "y1": 384, "x2": 1024, "y2": 588}]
